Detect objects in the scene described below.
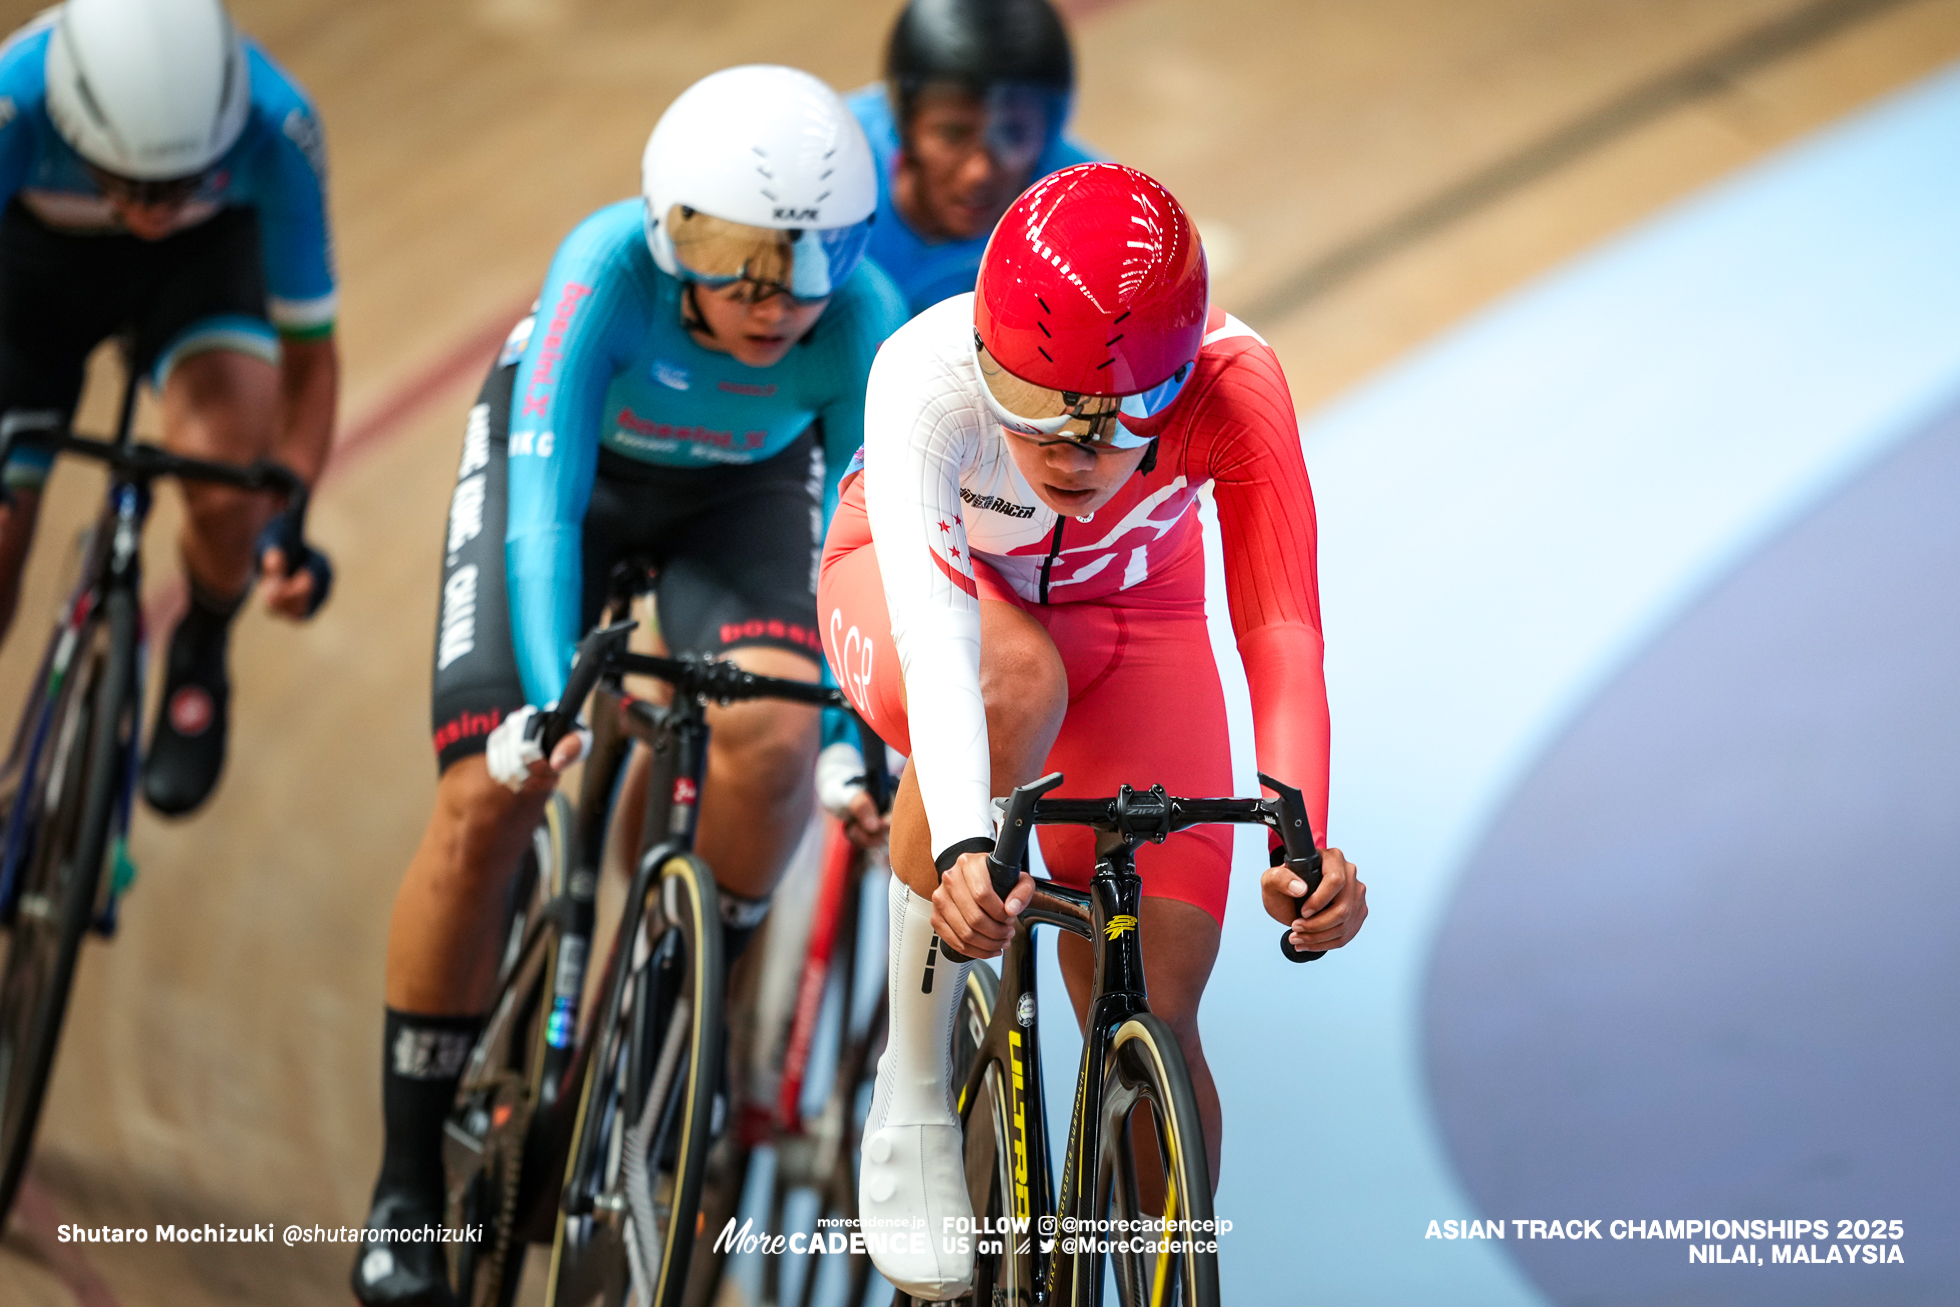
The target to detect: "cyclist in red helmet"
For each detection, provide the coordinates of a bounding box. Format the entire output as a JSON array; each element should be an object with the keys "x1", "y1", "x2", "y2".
[{"x1": 820, "y1": 162, "x2": 1368, "y2": 1297}]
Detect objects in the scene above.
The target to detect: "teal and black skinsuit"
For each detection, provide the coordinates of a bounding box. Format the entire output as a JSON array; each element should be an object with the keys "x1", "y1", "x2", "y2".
[{"x1": 428, "y1": 198, "x2": 906, "y2": 769}]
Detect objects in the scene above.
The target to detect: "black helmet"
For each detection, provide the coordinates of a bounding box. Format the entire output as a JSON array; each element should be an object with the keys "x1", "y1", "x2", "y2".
[{"x1": 885, "y1": 0, "x2": 1075, "y2": 122}]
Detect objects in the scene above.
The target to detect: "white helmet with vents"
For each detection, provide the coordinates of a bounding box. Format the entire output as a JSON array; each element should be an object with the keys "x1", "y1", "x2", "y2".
[
  {"x1": 641, "y1": 65, "x2": 877, "y2": 302},
  {"x1": 45, "y1": 0, "x2": 250, "y2": 182}
]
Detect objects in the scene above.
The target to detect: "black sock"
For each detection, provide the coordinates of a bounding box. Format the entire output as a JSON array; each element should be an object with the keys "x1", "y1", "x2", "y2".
[
  {"x1": 373, "y1": 1008, "x2": 485, "y2": 1211},
  {"x1": 176, "y1": 576, "x2": 245, "y2": 654}
]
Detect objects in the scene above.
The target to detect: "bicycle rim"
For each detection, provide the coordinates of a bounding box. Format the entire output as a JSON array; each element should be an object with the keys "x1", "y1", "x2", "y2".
[
  {"x1": 623, "y1": 854, "x2": 723, "y2": 1306},
  {"x1": 450, "y1": 791, "x2": 575, "y2": 1307},
  {"x1": 0, "y1": 588, "x2": 135, "y2": 1218},
  {"x1": 678, "y1": 871, "x2": 779, "y2": 1307},
  {"x1": 548, "y1": 852, "x2": 723, "y2": 1307},
  {"x1": 1093, "y1": 1015, "x2": 1219, "y2": 1307}
]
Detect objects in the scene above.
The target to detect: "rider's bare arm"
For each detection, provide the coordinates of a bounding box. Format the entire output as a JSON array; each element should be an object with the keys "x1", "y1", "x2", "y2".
[
  {"x1": 276, "y1": 333, "x2": 338, "y2": 484},
  {"x1": 259, "y1": 333, "x2": 338, "y2": 617}
]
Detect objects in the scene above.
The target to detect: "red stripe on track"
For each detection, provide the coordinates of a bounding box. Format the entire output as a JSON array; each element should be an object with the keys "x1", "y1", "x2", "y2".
[
  {"x1": 328, "y1": 305, "x2": 527, "y2": 475},
  {"x1": 13, "y1": 1176, "x2": 127, "y2": 1307}
]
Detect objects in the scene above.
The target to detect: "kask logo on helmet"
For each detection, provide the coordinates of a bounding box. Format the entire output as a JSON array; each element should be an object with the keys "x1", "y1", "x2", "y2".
[{"x1": 773, "y1": 207, "x2": 820, "y2": 222}]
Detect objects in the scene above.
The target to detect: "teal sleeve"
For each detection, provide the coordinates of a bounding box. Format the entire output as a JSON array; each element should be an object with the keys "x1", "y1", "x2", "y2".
[
  {"x1": 0, "y1": 27, "x2": 48, "y2": 208},
  {"x1": 241, "y1": 45, "x2": 336, "y2": 333},
  {"x1": 505, "y1": 204, "x2": 645, "y2": 706},
  {"x1": 821, "y1": 705, "x2": 859, "y2": 752}
]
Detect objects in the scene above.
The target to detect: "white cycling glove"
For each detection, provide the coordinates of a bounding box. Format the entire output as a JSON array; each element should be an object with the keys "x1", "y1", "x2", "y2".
[
  {"x1": 815, "y1": 740, "x2": 907, "y2": 819},
  {"x1": 815, "y1": 741, "x2": 867, "y2": 819},
  {"x1": 485, "y1": 703, "x2": 591, "y2": 791}
]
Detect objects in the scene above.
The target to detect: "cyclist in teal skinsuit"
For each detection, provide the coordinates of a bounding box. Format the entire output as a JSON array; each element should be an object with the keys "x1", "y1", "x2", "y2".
[
  {"x1": 500, "y1": 197, "x2": 899, "y2": 706},
  {"x1": 354, "y1": 67, "x2": 905, "y2": 1307}
]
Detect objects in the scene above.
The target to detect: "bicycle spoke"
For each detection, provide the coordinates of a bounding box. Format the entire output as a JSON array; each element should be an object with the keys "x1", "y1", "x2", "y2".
[{"x1": 623, "y1": 996, "x2": 691, "y2": 1300}]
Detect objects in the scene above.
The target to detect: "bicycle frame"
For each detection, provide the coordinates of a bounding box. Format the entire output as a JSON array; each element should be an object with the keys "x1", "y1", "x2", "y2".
[
  {"x1": 486, "y1": 623, "x2": 855, "y2": 1231},
  {"x1": 770, "y1": 726, "x2": 891, "y2": 1140},
  {"x1": 439, "y1": 643, "x2": 718, "y2": 1270},
  {"x1": 958, "y1": 775, "x2": 1321, "y2": 1304},
  {"x1": 957, "y1": 831, "x2": 1133, "y2": 1304},
  {"x1": 0, "y1": 489, "x2": 144, "y2": 936},
  {"x1": 0, "y1": 364, "x2": 308, "y2": 934},
  {"x1": 442, "y1": 611, "x2": 892, "y2": 1307},
  {"x1": 554, "y1": 663, "x2": 714, "y2": 1217},
  {"x1": 0, "y1": 373, "x2": 144, "y2": 933},
  {"x1": 0, "y1": 354, "x2": 316, "y2": 1224}
]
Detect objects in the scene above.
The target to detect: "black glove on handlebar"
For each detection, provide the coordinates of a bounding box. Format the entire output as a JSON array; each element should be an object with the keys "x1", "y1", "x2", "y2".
[{"x1": 256, "y1": 510, "x2": 333, "y2": 618}]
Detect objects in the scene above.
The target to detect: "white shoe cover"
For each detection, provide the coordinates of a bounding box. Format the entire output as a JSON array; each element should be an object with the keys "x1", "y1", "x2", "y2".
[
  {"x1": 860, "y1": 879, "x2": 973, "y2": 1299},
  {"x1": 860, "y1": 1120, "x2": 973, "y2": 1299}
]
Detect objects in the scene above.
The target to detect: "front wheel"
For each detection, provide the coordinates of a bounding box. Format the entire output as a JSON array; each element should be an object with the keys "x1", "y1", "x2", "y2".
[
  {"x1": 952, "y1": 964, "x2": 1038, "y2": 1307},
  {"x1": 548, "y1": 851, "x2": 724, "y2": 1307},
  {"x1": 1094, "y1": 1014, "x2": 1219, "y2": 1307},
  {"x1": 0, "y1": 587, "x2": 137, "y2": 1218}
]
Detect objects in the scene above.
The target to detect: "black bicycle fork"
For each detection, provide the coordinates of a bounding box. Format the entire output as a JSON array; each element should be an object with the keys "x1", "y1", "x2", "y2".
[{"x1": 960, "y1": 833, "x2": 1157, "y2": 1306}]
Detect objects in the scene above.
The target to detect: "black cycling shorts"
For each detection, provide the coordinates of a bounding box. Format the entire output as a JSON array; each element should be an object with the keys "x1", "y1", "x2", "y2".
[
  {"x1": 0, "y1": 201, "x2": 274, "y2": 486},
  {"x1": 428, "y1": 359, "x2": 826, "y2": 773}
]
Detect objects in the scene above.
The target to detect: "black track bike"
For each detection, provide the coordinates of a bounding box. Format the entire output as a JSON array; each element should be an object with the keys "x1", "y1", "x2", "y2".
[
  {"x1": 0, "y1": 358, "x2": 315, "y2": 1219},
  {"x1": 904, "y1": 771, "x2": 1323, "y2": 1307},
  {"x1": 443, "y1": 615, "x2": 881, "y2": 1307}
]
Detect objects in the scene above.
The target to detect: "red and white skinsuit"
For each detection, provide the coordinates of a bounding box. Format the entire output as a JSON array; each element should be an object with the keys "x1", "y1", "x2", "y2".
[{"x1": 821, "y1": 294, "x2": 1328, "y2": 922}]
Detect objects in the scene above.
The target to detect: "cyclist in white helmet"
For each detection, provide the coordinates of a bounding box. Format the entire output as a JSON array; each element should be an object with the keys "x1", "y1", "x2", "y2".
[
  {"x1": 352, "y1": 65, "x2": 906, "y2": 1306},
  {"x1": 0, "y1": 0, "x2": 338, "y2": 816}
]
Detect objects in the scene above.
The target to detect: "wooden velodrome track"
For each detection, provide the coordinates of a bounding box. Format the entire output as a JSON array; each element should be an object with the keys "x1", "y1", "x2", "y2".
[{"x1": 2, "y1": 0, "x2": 1959, "y2": 1302}]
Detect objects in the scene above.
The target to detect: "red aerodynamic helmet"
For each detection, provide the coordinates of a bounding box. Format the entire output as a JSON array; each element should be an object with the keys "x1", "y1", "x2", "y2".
[{"x1": 974, "y1": 162, "x2": 1208, "y2": 398}]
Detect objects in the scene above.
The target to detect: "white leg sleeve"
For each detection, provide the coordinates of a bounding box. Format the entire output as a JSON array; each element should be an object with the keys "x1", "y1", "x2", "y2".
[
  {"x1": 870, "y1": 877, "x2": 970, "y2": 1128},
  {"x1": 859, "y1": 878, "x2": 974, "y2": 1298}
]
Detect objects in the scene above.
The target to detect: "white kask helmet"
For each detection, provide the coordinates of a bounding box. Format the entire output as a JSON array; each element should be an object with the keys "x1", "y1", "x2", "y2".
[
  {"x1": 46, "y1": 0, "x2": 250, "y2": 181},
  {"x1": 642, "y1": 65, "x2": 877, "y2": 302}
]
